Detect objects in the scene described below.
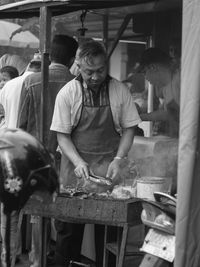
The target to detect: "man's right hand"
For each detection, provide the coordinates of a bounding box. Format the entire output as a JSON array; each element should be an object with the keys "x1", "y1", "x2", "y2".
[{"x1": 74, "y1": 161, "x2": 89, "y2": 179}]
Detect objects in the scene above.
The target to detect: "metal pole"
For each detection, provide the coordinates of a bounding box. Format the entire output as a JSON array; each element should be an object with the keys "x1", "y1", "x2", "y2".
[
  {"x1": 107, "y1": 14, "x2": 132, "y2": 60},
  {"x1": 39, "y1": 6, "x2": 52, "y2": 267},
  {"x1": 103, "y1": 14, "x2": 109, "y2": 52},
  {"x1": 146, "y1": 35, "x2": 154, "y2": 137},
  {"x1": 39, "y1": 6, "x2": 51, "y2": 143}
]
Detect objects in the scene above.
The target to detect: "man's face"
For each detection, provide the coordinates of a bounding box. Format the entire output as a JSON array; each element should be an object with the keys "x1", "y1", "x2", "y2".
[
  {"x1": 0, "y1": 72, "x2": 11, "y2": 89},
  {"x1": 79, "y1": 55, "x2": 107, "y2": 91}
]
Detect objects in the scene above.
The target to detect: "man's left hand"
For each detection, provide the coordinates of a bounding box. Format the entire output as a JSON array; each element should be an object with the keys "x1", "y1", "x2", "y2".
[{"x1": 106, "y1": 159, "x2": 121, "y2": 180}]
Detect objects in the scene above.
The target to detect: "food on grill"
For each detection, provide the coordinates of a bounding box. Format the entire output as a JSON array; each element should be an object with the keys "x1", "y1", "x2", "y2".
[
  {"x1": 110, "y1": 185, "x2": 136, "y2": 199},
  {"x1": 88, "y1": 172, "x2": 112, "y2": 186}
]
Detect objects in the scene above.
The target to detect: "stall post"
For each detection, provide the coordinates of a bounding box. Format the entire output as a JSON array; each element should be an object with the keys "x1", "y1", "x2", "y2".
[{"x1": 39, "y1": 6, "x2": 52, "y2": 267}]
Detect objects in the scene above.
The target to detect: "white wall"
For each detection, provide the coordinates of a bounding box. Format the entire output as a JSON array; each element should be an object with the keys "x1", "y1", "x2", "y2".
[{"x1": 109, "y1": 42, "x2": 128, "y2": 81}]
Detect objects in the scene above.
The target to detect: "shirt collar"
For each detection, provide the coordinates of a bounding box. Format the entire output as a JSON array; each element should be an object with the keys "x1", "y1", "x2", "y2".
[{"x1": 76, "y1": 74, "x2": 111, "y2": 89}]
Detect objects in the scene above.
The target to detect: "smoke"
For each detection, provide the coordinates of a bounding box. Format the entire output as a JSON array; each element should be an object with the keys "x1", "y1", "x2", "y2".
[{"x1": 127, "y1": 137, "x2": 179, "y2": 192}]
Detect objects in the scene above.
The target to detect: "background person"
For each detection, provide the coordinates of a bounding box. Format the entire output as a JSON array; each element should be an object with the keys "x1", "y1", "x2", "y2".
[
  {"x1": 0, "y1": 66, "x2": 19, "y2": 127},
  {"x1": 0, "y1": 57, "x2": 41, "y2": 129},
  {"x1": 50, "y1": 39, "x2": 141, "y2": 267},
  {"x1": 17, "y1": 34, "x2": 78, "y2": 267},
  {"x1": 0, "y1": 55, "x2": 41, "y2": 267},
  {"x1": 0, "y1": 66, "x2": 19, "y2": 90},
  {"x1": 137, "y1": 47, "x2": 180, "y2": 137}
]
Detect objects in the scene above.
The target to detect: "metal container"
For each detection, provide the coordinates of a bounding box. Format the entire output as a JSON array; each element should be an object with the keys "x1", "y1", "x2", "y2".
[{"x1": 136, "y1": 176, "x2": 172, "y2": 201}]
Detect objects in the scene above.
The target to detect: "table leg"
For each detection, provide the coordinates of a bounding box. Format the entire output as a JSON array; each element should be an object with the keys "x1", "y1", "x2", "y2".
[
  {"x1": 117, "y1": 224, "x2": 129, "y2": 267},
  {"x1": 39, "y1": 217, "x2": 48, "y2": 267},
  {"x1": 116, "y1": 227, "x2": 121, "y2": 266},
  {"x1": 11, "y1": 210, "x2": 24, "y2": 267},
  {"x1": 103, "y1": 226, "x2": 109, "y2": 267}
]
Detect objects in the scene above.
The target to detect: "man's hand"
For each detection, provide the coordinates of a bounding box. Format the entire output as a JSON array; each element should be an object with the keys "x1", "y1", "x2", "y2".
[
  {"x1": 74, "y1": 161, "x2": 89, "y2": 179},
  {"x1": 106, "y1": 159, "x2": 121, "y2": 180}
]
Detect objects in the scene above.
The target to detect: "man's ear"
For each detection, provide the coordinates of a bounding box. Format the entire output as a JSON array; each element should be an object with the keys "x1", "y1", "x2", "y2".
[{"x1": 69, "y1": 57, "x2": 75, "y2": 68}]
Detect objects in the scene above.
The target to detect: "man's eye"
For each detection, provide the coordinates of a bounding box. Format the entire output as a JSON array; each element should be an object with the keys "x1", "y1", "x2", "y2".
[
  {"x1": 98, "y1": 68, "x2": 105, "y2": 73},
  {"x1": 83, "y1": 69, "x2": 93, "y2": 75},
  {"x1": 86, "y1": 71, "x2": 93, "y2": 75}
]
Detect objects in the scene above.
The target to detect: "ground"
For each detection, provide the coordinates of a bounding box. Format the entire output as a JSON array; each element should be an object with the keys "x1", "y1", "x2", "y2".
[
  {"x1": 15, "y1": 254, "x2": 143, "y2": 266},
  {"x1": 16, "y1": 254, "x2": 97, "y2": 267},
  {"x1": 0, "y1": 240, "x2": 143, "y2": 266},
  {"x1": 11, "y1": 253, "x2": 143, "y2": 267}
]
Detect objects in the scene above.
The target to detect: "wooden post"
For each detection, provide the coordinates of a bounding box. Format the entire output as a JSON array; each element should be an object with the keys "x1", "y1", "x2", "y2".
[
  {"x1": 107, "y1": 14, "x2": 132, "y2": 60},
  {"x1": 39, "y1": 6, "x2": 52, "y2": 267},
  {"x1": 39, "y1": 6, "x2": 51, "y2": 143},
  {"x1": 103, "y1": 14, "x2": 109, "y2": 52},
  {"x1": 146, "y1": 35, "x2": 154, "y2": 137}
]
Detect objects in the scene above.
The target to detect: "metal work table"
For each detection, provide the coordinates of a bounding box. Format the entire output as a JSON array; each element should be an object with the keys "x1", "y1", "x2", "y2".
[{"x1": 22, "y1": 192, "x2": 143, "y2": 267}]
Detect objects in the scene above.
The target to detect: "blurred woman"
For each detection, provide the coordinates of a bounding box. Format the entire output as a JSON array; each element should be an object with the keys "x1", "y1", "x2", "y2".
[
  {"x1": 0, "y1": 66, "x2": 19, "y2": 127},
  {"x1": 0, "y1": 65, "x2": 19, "y2": 89}
]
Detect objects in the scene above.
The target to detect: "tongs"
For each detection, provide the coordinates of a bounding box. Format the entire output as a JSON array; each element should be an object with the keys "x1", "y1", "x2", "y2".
[{"x1": 88, "y1": 170, "x2": 112, "y2": 186}]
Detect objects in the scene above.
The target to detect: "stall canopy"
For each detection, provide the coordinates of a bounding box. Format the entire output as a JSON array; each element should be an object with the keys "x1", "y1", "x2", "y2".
[
  {"x1": 0, "y1": 0, "x2": 181, "y2": 40},
  {"x1": 0, "y1": 0, "x2": 181, "y2": 18},
  {"x1": 1, "y1": 1, "x2": 199, "y2": 267}
]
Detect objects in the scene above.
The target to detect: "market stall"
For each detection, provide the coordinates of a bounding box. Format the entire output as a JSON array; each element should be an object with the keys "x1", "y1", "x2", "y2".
[{"x1": 0, "y1": 1, "x2": 192, "y2": 267}]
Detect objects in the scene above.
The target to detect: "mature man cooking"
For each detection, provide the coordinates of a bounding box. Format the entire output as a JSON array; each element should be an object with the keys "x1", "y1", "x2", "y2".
[{"x1": 50, "y1": 39, "x2": 141, "y2": 267}]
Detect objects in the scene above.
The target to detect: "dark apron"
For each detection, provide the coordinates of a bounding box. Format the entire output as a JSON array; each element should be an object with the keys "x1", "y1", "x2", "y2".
[
  {"x1": 59, "y1": 81, "x2": 120, "y2": 188},
  {"x1": 166, "y1": 99, "x2": 179, "y2": 137}
]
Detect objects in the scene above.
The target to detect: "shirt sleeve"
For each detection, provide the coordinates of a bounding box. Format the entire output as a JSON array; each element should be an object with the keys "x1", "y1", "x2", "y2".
[
  {"x1": 0, "y1": 85, "x2": 6, "y2": 106},
  {"x1": 172, "y1": 71, "x2": 180, "y2": 105},
  {"x1": 50, "y1": 87, "x2": 72, "y2": 134},
  {"x1": 121, "y1": 84, "x2": 142, "y2": 128},
  {"x1": 17, "y1": 83, "x2": 30, "y2": 130}
]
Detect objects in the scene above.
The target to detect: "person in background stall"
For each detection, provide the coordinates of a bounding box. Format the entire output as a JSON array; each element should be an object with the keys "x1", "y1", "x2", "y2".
[
  {"x1": 137, "y1": 47, "x2": 180, "y2": 137},
  {"x1": 0, "y1": 55, "x2": 41, "y2": 267},
  {"x1": 0, "y1": 66, "x2": 19, "y2": 127},
  {"x1": 0, "y1": 66, "x2": 19, "y2": 90},
  {"x1": 50, "y1": 39, "x2": 141, "y2": 267},
  {"x1": 17, "y1": 34, "x2": 78, "y2": 267},
  {"x1": 123, "y1": 63, "x2": 147, "y2": 137},
  {"x1": 0, "y1": 55, "x2": 41, "y2": 129}
]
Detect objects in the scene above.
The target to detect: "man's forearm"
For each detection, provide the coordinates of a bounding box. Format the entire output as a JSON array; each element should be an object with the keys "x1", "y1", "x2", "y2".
[
  {"x1": 140, "y1": 110, "x2": 169, "y2": 122},
  {"x1": 115, "y1": 127, "x2": 135, "y2": 158},
  {"x1": 57, "y1": 132, "x2": 85, "y2": 167}
]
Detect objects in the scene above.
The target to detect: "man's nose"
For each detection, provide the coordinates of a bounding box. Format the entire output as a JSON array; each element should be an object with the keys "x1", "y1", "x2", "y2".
[{"x1": 91, "y1": 72, "x2": 99, "y2": 80}]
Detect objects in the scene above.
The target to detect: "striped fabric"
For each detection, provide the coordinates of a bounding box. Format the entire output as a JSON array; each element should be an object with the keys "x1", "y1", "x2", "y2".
[{"x1": 76, "y1": 74, "x2": 110, "y2": 107}]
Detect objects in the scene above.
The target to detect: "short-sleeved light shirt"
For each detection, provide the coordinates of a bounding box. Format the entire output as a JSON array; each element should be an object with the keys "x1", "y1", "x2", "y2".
[
  {"x1": 50, "y1": 77, "x2": 141, "y2": 135},
  {"x1": 158, "y1": 69, "x2": 180, "y2": 108}
]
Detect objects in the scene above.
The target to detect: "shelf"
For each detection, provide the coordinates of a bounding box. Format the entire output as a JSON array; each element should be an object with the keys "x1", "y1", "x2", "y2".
[{"x1": 105, "y1": 242, "x2": 144, "y2": 256}]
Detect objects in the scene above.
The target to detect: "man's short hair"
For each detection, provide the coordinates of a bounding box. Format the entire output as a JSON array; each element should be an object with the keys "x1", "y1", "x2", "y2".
[
  {"x1": 75, "y1": 39, "x2": 106, "y2": 66},
  {"x1": 50, "y1": 34, "x2": 78, "y2": 66},
  {"x1": 28, "y1": 61, "x2": 41, "y2": 72},
  {"x1": 0, "y1": 65, "x2": 19, "y2": 79},
  {"x1": 137, "y1": 47, "x2": 171, "y2": 72}
]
